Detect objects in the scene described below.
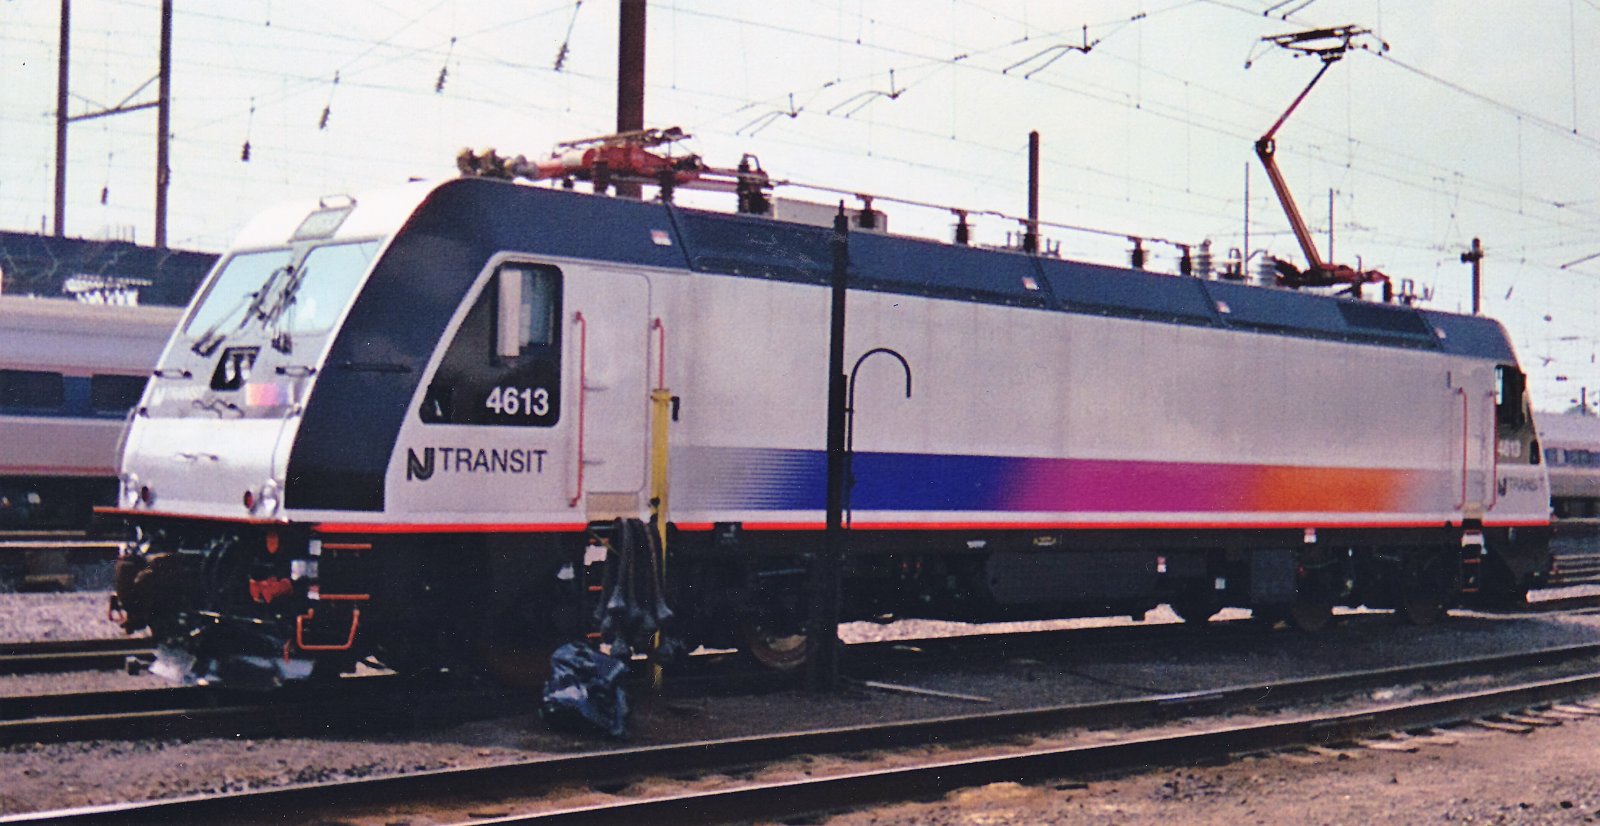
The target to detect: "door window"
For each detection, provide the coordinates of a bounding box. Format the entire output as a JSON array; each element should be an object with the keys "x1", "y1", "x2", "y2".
[{"x1": 420, "y1": 264, "x2": 562, "y2": 427}]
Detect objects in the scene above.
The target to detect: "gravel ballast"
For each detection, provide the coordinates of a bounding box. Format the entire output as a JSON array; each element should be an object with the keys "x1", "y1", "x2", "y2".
[{"x1": 3, "y1": 589, "x2": 1600, "y2": 819}]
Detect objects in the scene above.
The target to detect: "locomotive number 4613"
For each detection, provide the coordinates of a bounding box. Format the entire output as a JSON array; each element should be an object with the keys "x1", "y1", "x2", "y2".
[{"x1": 485, "y1": 386, "x2": 550, "y2": 417}]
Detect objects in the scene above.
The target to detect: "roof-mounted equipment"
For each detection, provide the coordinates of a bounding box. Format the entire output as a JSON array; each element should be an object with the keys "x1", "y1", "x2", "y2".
[
  {"x1": 457, "y1": 126, "x2": 773, "y2": 212},
  {"x1": 1250, "y1": 26, "x2": 1393, "y2": 298}
]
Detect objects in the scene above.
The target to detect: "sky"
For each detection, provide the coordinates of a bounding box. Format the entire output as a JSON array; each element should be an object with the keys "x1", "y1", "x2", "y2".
[{"x1": 3, "y1": 0, "x2": 1600, "y2": 410}]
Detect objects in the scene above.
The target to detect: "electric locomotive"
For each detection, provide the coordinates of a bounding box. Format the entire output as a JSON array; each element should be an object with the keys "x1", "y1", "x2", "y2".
[{"x1": 104, "y1": 149, "x2": 1551, "y2": 686}]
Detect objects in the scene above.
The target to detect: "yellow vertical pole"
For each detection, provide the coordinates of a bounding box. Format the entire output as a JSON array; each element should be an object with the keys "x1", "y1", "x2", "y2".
[{"x1": 649, "y1": 386, "x2": 671, "y2": 691}]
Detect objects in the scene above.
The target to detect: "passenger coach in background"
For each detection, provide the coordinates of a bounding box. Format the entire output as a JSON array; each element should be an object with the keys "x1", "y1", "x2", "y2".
[
  {"x1": 1533, "y1": 411, "x2": 1600, "y2": 587},
  {"x1": 102, "y1": 147, "x2": 1552, "y2": 687},
  {"x1": 0, "y1": 297, "x2": 179, "y2": 530},
  {"x1": 1537, "y1": 411, "x2": 1600, "y2": 519}
]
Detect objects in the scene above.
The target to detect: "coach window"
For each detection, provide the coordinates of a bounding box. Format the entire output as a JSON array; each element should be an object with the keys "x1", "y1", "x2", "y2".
[
  {"x1": 0, "y1": 370, "x2": 65, "y2": 413},
  {"x1": 420, "y1": 263, "x2": 562, "y2": 426},
  {"x1": 90, "y1": 374, "x2": 149, "y2": 415}
]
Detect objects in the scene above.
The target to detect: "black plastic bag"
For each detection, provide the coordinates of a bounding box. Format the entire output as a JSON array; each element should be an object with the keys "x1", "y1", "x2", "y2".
[{"x1": 540, "y1": 642, "x2": 630, "y2": 739}]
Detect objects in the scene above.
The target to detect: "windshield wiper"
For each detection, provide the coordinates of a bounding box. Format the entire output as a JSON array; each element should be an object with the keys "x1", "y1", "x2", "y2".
[
  {"x1": 190, "y1": 265, "x2": 292, "y2": 357},
  {"x1": 243, "y1": 264, "x2": 293, "y2": 325},
  {"x1": 261, "y1": 264, "x2": 311, "y2": 354}
]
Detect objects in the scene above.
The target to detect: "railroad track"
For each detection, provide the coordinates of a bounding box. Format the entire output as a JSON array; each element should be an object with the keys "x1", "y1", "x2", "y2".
[
  {"x1": 0, "y1": 534, "x2": 119, "y2": 591},
  {"x1": 8, "y1": 642, "x2": 1600, "y2": 824},
  {"x1": 7, "y1": 585, "x2": 1590, "y2": 679},
  {"x1": 0, "y1": 674, "x2": 527, "y2": 747},
  {"x1": 0, "y1": 608, "x2": 1577, "y2": 746},
  {"x1": 0, "y1": 610, "x2": 1215, "y2": 680},
  {"x1": 0, "y1": 638, "x2": 154, "y2": 676},
  {"x1": 0, "y1": 532, "x2": 118, "y2": 554}
]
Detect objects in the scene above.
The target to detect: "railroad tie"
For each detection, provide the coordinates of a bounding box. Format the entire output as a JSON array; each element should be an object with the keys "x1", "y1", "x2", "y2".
[
  {"x1": 1533, "y1": 708, "x2": 1593, "y2": 721},
  {"x1": 1357, "y1": 737, "x2": 1420, "y2": 753},
  {"x1": 1306, "y1": 744, "x2": 1361, "y2": 759},
  {"x1": 1473, "y1": 718, "x2": 1535, "y2": 733},
  {"x1": 1501, "y1": 712, "x2": 1564, "y2": 727},
  {"x1": 1402, "y1": 730, "x2": 1462, "y2": 746},
  {"x1": 1552, "y1": 703, "x2": 1600, "y2": 717}
]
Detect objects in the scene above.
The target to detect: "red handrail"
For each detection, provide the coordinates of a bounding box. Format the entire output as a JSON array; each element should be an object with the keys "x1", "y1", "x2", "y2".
[
  {"x1": 295, "y1": 607, "x2": 360, "y2": 652},
  {"x1": 1485, "y1": 391, "x2": 1499, "y2": 511},
  {"x1": 569, "y1": 311, "x2": 588, "y2": 508}
]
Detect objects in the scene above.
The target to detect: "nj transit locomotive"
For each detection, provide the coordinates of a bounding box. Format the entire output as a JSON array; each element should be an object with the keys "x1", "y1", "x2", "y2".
[
  {"x1": 0, "y1": 297, "x2": 179, "y2": 529},
  {"x1": 104, "y1": 174, "x2": 1551, "y2": 685}
]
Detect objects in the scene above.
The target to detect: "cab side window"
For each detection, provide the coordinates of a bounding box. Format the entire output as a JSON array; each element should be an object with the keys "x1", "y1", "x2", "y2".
[
  {"x1": 1494, "y1": 365, "x2": 1528, "y2": 432},
  {"x1": 420, "y1": 264, "x2": 562, "y2": 426}
]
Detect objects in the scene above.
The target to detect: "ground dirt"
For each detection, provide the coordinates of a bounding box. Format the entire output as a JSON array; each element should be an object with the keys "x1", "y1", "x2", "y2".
[
  {"x1": 823, "y1": 711, "x2": 1600, "y2": 826},
  {"x1": 7, "y1": 589, "x2": 1600, "y2": 822}
]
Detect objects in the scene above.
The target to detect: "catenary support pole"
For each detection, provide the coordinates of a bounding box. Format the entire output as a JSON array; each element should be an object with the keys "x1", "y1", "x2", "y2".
[
  {"x1": 1243, "y1": 163, "x2": 1250, "y2": 272},
  {"x1": 155, "y1": 0, "x2": 172, "y2": 249},
  {"x1": 615, "y1": 0, "x2": 646, "y2": 200},
  {"x1": 1024, "y1": 131, "x2": 1040, "y2": 254},
  {"x1": 54, "y1": 0, "x2": 70, "y2": 238},
  {"x1": 809, "y1": 205, "x2": 850, "y2": 692},
  {"x1": 1461, "y1": 237, "x2": 1484, "y2": 315}
]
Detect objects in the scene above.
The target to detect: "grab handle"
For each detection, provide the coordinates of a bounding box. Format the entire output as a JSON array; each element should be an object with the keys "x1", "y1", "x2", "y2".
[{"x1": 569, "y1": 311, "x2": 588, "y2": 508}]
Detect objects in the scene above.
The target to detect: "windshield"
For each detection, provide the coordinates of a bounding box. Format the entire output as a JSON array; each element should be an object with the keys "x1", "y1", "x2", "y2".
[
  {"x1": 277, "y1": 240, "x2": 381, "y2": 335},
  {"x1": 182, "y1": 248, "x2": 293, "y2": 336}
]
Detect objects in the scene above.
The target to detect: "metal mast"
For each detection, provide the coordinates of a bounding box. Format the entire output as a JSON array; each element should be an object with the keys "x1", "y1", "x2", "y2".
[
  {"x1": 51, "y1": 0, "x2": 174, "y2": 245},
  {"x1": 615, "y1": 0, "x2": 646, "y2": 199}
]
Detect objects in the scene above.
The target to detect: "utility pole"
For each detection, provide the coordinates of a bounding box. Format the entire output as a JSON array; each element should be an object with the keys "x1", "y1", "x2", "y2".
[
  {"x1": 1242, "y1": 163, "x2": 1250, "y2": 269},
  {"x1": 1023, "y1": 131, "x2": 1040, "y2": 254},
  {"x1": 52, "y1": 0, "x2": 172, "y2": 244},
  {"x1": 53, "y1": 0, "x2": 70, "y2": 237},
  {"x1": 615, "y1": 0, "x2": 646, "y2": 200},
  {"x1": 1327, "y1": 188, "x2": 1334, "y2": 264},
  {"x1": 155, "y1": 0, "x2": 172, "y2": 248},
  {"x1": 809, "y1": 205, "x2": 850, "y2": 692},
  {"x1": 1461, "y1": 237, "x2": 1484, "y2": 315}
]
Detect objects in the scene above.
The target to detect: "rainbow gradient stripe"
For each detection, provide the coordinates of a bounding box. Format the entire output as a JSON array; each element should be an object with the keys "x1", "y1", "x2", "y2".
[{"x1": 675, "y1": 446, "x2": 1440, "y2": 515}]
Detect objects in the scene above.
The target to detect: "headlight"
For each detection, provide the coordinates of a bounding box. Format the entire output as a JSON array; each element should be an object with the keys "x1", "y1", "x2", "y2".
[
  {"x1": 290, "y1": 559, "x2": 319, "y2": 580},
  {"x1": 256, "y1": 479, "x2": 282, "y2": 517},
  {"x1": 119, "y1": 473, "x2": 141, "y2": 508}
]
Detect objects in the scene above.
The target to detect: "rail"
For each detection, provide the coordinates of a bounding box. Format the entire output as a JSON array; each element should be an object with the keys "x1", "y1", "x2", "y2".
[{"x1": 14, "y1": 642, "x2": 1600, "y2": 824}]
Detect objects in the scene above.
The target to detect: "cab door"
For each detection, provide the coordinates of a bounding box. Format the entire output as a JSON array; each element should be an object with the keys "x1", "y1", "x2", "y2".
[
  {"x1": 395, "y1": 260, "x2": 571, "y2": 516},
  {"x1": 564, "y1": 264, "x2": 651, "y2": 519},
  {"x1": 1457, "y1": 365, "x2": 1495, "y2": 519}
]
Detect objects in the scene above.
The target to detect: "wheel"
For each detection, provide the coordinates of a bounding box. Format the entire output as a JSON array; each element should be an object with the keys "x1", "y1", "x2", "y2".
[
  {"x1": 1286, "y1": 547, "x2": 1340, "y2": 632},
  {"x1": 1398, "y1": 591, "x2": 1447, "y2": 626},
  {"x1": 1170, "y1": 597, "x2": 1221, "y2": 626},
  {"x1": 1286, "y1": 597, "x2": 1334, "y2": 632},
  {"x1": 740, "y1": 621, "x2": 812, "y2": 672},
  {"x1": 1250, "y1": 606, "x2": 1285, "y2": 629},
  {"x1": 1397, "y1": 551, "x2": 1455, "y2": 626}
]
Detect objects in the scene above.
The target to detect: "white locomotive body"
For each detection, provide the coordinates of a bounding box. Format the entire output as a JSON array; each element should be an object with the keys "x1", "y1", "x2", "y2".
[{"x1": 106, "y1": 177, "x2": 1550, "y2": 684}]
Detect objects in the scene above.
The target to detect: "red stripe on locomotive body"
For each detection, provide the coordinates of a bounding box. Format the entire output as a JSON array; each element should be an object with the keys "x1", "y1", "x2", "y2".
[
  {"x1": 312, "y1": 521, "x2": 587, "y2": 535},
  {"x1": 101, "y1": 510, "x2": 1548, "y2": 538}
]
